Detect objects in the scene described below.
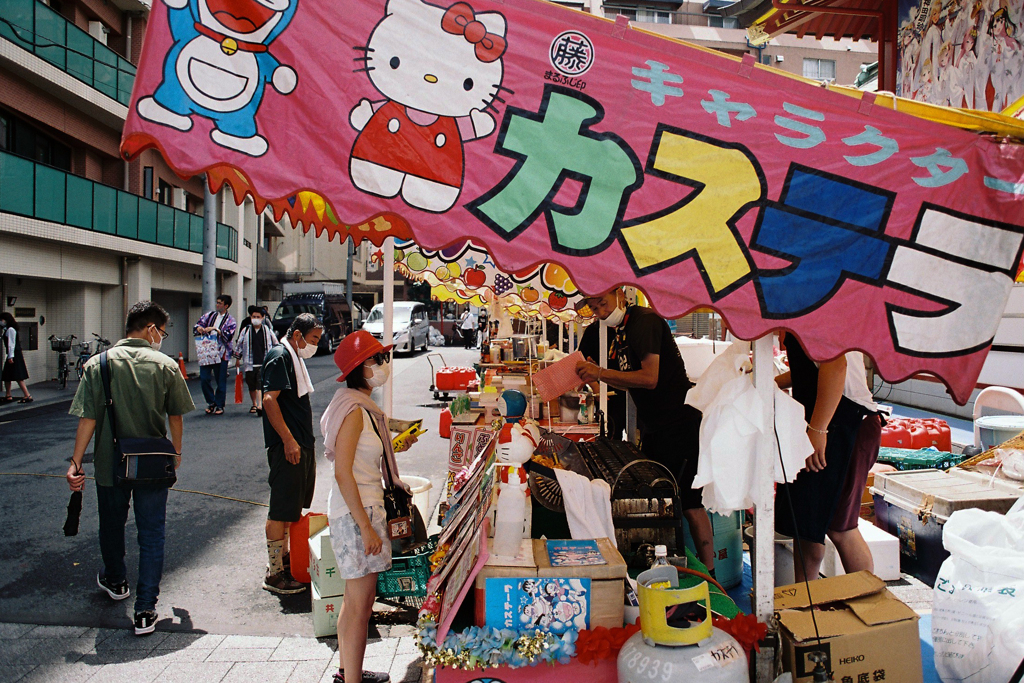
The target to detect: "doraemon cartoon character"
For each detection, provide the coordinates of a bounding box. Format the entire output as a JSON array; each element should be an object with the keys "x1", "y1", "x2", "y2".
[
  {"x1": 136, "y1": 0, "x2": 299, "y2": 157},
  {"x1": 349, "y1": 0, "x2": 510, "y2": 213}
]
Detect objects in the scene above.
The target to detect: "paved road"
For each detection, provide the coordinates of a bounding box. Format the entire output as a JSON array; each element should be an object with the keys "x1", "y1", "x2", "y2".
[{"x1": 0, "y1": 346, "x2": 480, "y2": 637}]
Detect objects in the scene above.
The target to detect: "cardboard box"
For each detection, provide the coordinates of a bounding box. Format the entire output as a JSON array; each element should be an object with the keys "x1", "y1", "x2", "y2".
[
  {"x1": 820, "y1": 518, "x2": 900, "y2": 581},
  {"x1": 474, "y1": 539, "x2": 537, "y2": 626},
  {"x1": 311, "y1": 582, "x2": 343, "y2": 638},
  {"x1": 534, "y1": 538, "x2": 625, "y2": 629},
  {"x1": 776, "y1": 572, "x2": 922, "y2": 683},
  {"x1": 309, "y1": 527, "x2": 346, "y2": 598}
]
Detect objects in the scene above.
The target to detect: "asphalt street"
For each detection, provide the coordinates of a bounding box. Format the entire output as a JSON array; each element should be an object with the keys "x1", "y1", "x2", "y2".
[{"x1": 0, "y1": 346, "x2": 480, "y2": 637}]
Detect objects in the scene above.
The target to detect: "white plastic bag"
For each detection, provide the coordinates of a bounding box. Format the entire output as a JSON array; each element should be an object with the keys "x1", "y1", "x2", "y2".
[{"x1": 932, "y1": 497, "x2": 1024, "y2": 683}]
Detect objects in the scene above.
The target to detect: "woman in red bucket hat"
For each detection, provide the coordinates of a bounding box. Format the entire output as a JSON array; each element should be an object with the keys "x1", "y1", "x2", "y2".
[{"x1": 320, "y1": 330, "x2": 417, "y2": 683}]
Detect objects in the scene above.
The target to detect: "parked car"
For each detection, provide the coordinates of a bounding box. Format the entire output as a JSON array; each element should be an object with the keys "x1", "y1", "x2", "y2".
[
  {"x1": 362, "y1": 301, "x2": 430, "y2": 354},
  {"x1": 271, "y1": 284, "x2": 366, "y2": 355}
]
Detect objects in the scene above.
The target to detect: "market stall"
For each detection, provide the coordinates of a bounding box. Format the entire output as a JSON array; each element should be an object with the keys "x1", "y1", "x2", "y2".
[{"x1": 121, "y1": 0, "x2": 1024, "y2": 676}]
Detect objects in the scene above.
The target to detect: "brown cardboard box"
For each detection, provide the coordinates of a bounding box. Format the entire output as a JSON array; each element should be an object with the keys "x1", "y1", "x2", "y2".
[
  {"x1": 473, "y1": 539, "x2": 537, "y2": 627},
  {"x1": 534, "y1": 538, "x2": 626, "y2": 629},
  {"x1": 776, "y1": 572, "x2": 922, "y2": 683}
]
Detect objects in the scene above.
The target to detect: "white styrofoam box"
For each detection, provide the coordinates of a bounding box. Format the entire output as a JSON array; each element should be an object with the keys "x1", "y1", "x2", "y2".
[
  {"x1": 311, "y1": 582, "x2": 343, "y2": 638},
  {"x1": 309, "y1": 527, "x2": 346, "y2": 598},
  {"x1": 820, "y1": 518, "x2": 900, "y2": 581}
]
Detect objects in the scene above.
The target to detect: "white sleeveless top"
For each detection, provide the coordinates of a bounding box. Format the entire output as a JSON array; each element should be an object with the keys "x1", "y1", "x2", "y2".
[{"x1": 327, "y1": 407, "x2": 385, "y2": 517}]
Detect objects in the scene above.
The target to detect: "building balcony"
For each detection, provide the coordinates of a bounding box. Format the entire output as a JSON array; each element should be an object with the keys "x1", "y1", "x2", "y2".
[
  {"x1": 0, "y1": 0, "x2": 135, "y2": 105},
  {"x1": 0, "y1": 150, "x2": 238, "y2": 261}
]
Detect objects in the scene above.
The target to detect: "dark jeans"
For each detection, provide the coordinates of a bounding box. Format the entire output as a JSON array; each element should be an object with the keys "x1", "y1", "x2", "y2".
[
  {"x1": 96, "y1": 482, "x2": 169, "y2": 613},
  {"x1": 200, "y1": 359, "x2": 228, "y2": 408}
]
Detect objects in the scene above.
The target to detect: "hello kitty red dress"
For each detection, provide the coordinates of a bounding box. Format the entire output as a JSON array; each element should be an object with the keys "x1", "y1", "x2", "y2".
[{"x1": 351, "y1": 102, "x2": 465, "y2": 188}]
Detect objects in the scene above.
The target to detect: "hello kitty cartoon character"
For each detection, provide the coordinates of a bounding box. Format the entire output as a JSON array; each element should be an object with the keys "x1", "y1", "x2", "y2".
[{"x1": 349, "y1": 0, "x2": 509, "y2": 213}]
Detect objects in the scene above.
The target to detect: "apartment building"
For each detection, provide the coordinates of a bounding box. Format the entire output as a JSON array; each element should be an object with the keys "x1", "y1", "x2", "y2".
[{"x1": 0, "y1": 0, "x2": 257, "y2": 377}]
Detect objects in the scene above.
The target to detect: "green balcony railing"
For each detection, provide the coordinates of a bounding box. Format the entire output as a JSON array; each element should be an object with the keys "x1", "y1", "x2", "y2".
[
  {"x1": 0, "y1": 0, "x2": 135, "y2": 105},
  {"x1": 0, "y1": 150, "x2": 238, "y2": 262}
]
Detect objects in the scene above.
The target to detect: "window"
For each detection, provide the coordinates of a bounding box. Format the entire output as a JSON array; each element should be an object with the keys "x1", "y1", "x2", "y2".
[
  {"x1": 158, "y1": 179, "x2": 174, "y2": 206},
  {"x1": 707, "y1": 15, "x2": 740, "y2": 27},
  {"x1": 803, "y1": 58, "x2": 836, "y2": 81}
]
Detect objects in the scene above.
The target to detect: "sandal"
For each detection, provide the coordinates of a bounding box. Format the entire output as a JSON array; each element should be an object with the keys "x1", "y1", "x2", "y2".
[
  {"x1": 18, "y1": 397, "x2": 34, "y2": 403},
  {"x1": 249, "y1": 406, "x2": 258, "y2": 414}
]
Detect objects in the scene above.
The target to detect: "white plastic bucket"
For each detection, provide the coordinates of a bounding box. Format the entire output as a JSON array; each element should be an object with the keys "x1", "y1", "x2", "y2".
[
  {"x1": 400, "y1": 475, "x2": 432, "y2": 524},
  {"x1": 975, "y1": 415, "x2": 1024, "y2": 449}
]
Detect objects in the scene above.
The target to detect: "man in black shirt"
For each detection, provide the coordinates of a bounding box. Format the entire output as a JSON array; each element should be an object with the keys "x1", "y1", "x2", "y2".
[
  {"x1": 576, "y1": 288, "x2": 715, "y2": 573},
  {"x1": 261, "y1": 313, "x2": 323, "y2": 594}
]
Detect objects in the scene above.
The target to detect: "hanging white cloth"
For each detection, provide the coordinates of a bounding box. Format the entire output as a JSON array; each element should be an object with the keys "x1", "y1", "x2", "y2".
[
  {"x1": 554, "y1": 469, "x2": 616, "y2": 544},
  {"x1": 686, "y1": 341, "x2": 812, "y2": 514}
]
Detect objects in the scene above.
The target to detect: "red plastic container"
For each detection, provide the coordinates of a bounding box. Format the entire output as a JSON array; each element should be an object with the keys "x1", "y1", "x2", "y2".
[
  {"x1": 289, "y1": 511, "x2": 326, "y2": 583},
  {"x1": 439, "y1": 407, "x2": 452, "y2": 439},
  {"x1": 436, "y1": 366, "x2": 476, "y2": 392}
]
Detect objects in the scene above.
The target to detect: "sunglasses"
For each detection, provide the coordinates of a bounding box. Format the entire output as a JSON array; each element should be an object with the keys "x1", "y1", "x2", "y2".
[{"x1": 366, "y1": 351, "x2": 391, "y2": 366}]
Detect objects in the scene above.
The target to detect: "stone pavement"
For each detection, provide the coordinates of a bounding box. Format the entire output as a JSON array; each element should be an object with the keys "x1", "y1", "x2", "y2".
[{"x1": 0, "y1": 622, "x2": 428, "y2": 683}]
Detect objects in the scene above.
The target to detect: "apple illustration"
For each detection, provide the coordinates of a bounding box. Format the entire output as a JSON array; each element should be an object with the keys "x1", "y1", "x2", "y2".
[
  {"x1": 465, "y1": 267, "x2": 487, "y2": 288},
  {"x1": 548, "y1": 292, "x2": 568, "y2": 310}
]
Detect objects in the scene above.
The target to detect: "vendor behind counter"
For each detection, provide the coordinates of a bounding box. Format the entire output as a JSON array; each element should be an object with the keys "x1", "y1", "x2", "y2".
[{"x1": 574, "y1": 288, "x2": 716, "y2": 575}]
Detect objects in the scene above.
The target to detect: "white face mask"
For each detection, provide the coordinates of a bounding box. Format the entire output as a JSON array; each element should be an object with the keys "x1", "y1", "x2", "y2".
[
  {"x1": 602, "y1": 304, "x2": 626, "y2": 328},
  {"x1": 365, "y1": 362, "x2": 390, "y2": 388},
  {"x1": 296, "y1": 337, "x2": 317, "y2": 359},
  {"x1": 252, "y1": 318, "x2": 263, "y2": 328},
  {"x1": 148, "y1": 326, "x2": 163, "y2": 351}
]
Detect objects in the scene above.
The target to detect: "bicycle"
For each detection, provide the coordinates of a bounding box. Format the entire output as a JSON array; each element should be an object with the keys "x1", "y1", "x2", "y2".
[
  {"x1": 48, "y1": 334, "x2": 77, "y2": 390},
  {"x1": 75, "y1": 332, "x2": 112, "y2": 380}
]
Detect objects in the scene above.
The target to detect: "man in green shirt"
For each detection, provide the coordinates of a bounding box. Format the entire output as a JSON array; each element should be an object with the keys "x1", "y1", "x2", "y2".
[
  {"x1": 261, "y1": 312, "x2": 323, "y2": 594},
  {"x1": 66, "y1": 301, "x2": 195, "y2": 636}
]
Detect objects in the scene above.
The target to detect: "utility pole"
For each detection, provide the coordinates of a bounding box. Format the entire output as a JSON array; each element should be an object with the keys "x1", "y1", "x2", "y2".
[{"x1": 202, "y1": 182, "x2": 217, "y2": 313}]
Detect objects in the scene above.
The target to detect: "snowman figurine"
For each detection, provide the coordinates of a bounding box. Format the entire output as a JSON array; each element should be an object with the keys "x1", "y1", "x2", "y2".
[{"x1": 492, "y1": 390, "x2": 536, "y2": 559}]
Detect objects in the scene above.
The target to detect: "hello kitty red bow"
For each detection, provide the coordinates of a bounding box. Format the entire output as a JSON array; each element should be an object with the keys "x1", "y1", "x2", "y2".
[{"x1": 441, "y1": 2, "x2": 507, "y2": 63}]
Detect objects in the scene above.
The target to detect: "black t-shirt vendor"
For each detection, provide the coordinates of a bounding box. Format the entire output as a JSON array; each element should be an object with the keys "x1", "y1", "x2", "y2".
[{"x1": 576, "y1": 288, "x2": 716, "y2": 573}]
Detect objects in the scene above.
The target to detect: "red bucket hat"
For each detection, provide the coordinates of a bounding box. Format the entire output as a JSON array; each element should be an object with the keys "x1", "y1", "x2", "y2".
[{"x1": 334, "y1": 330, "x2": 393, "y2": 381}]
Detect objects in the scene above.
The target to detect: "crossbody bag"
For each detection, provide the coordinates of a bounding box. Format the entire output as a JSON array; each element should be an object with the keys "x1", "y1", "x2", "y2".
[
  {"x1": 366, "y1": 410, "x2": 413, "y2": 539},
  {"x1": 99, "y1": 351, "x2": 178, "y2": 488}
]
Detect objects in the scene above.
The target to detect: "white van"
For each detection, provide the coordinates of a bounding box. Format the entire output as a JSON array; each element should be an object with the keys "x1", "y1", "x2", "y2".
[{"x1": 361, "y1": 301, "x2": 430, "y2": 353}]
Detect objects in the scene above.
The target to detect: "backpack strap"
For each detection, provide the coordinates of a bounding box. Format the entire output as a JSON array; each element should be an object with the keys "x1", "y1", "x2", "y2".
[{"x1": 99, "y1": 351, "x2": 120, "y2": 447}]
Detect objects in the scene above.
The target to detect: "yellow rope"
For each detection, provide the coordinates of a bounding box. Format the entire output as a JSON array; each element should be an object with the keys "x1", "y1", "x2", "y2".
[{"x1": 0, "y1": 472, "x2": 269, "y2": 507}]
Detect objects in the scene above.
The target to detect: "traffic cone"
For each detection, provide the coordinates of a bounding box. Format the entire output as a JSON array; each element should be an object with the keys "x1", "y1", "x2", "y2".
[{"x1": 177, "y1": 352, "x2": 188, "y2": 379}]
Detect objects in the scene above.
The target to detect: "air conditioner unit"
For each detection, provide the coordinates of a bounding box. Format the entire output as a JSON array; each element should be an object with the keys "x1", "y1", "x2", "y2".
[
  {"x1": 88, "y1": 21, "x2": 108, "y2": 45},
  {"x1": 776, "y1": 54, "x2": 785, "y2": 62}
]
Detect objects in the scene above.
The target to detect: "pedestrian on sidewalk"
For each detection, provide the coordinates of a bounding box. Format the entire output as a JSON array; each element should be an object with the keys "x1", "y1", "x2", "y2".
[
  {"x1": 1, "y1": 312, "x2": 32, "y2": 404},
  {"x1": 235, "y1": 306, "x2": 278, "y2": 416},
  {"x1": 65, "y1": 301, "x2": 195, "y2": 635},
  {"x1": 193, "y1": 294, "x2": 237, "y2": 416},
  {"x1": 320, "y1": 330, "x2": 417, "y2": 683},
  {"x1": 261, "y1": 313, "x2": 323, "y2": 595}
]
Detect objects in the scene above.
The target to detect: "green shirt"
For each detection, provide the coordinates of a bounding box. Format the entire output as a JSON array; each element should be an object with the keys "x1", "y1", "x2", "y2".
[
  {"x1": 261, "y1": 343, "x2": 315, "y2": 450},
  {"x1": 70, "y1": 338, "x2": 195, "y2": 486}
]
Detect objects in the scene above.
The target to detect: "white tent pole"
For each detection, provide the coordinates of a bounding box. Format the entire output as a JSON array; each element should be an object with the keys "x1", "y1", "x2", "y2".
[
  {"x1": 383, "y1": 238, "x2": 394, "y2": 416},
  {"x1": 752, "y1": 333, "x2": 777, "y2": 682},
  {"x1": 598, "y1": 323, "x2": 608, "y2": 426}
]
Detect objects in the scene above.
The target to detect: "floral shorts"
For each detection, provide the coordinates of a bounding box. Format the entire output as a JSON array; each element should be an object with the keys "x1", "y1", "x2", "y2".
[{"x1": 327, "y1": 505, "x2": 392, "y2": 579}]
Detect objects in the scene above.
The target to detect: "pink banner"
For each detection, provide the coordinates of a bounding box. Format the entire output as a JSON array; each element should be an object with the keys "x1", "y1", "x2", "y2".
[{"x1": 122, "y1": 0, "x2": 1024, "y2": 402}]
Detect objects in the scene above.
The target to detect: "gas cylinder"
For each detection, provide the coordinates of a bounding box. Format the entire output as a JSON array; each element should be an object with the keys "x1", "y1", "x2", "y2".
[{"x1": 617, "y1": 566, "x2": 746, "y2": 683}]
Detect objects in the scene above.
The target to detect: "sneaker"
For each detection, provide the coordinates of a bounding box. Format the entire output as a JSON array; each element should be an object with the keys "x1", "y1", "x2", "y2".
[
  {"x1": 97, "y1": 573, "x2": 130, "y2": 601},
  {"x1": 134, "y1": 610, "x2": 157, "y2": 636},
  {"x1": 332, "y1": 670, "x2": 391, "y2": 683},
  {"x1": 263, "y1": 570, "x2": 307, "y2": 595}
]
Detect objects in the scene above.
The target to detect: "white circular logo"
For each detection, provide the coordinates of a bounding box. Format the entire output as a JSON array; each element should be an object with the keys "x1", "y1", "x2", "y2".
[{"x1": 549, "y1": 31, "x2": 595, "y2": 76}]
